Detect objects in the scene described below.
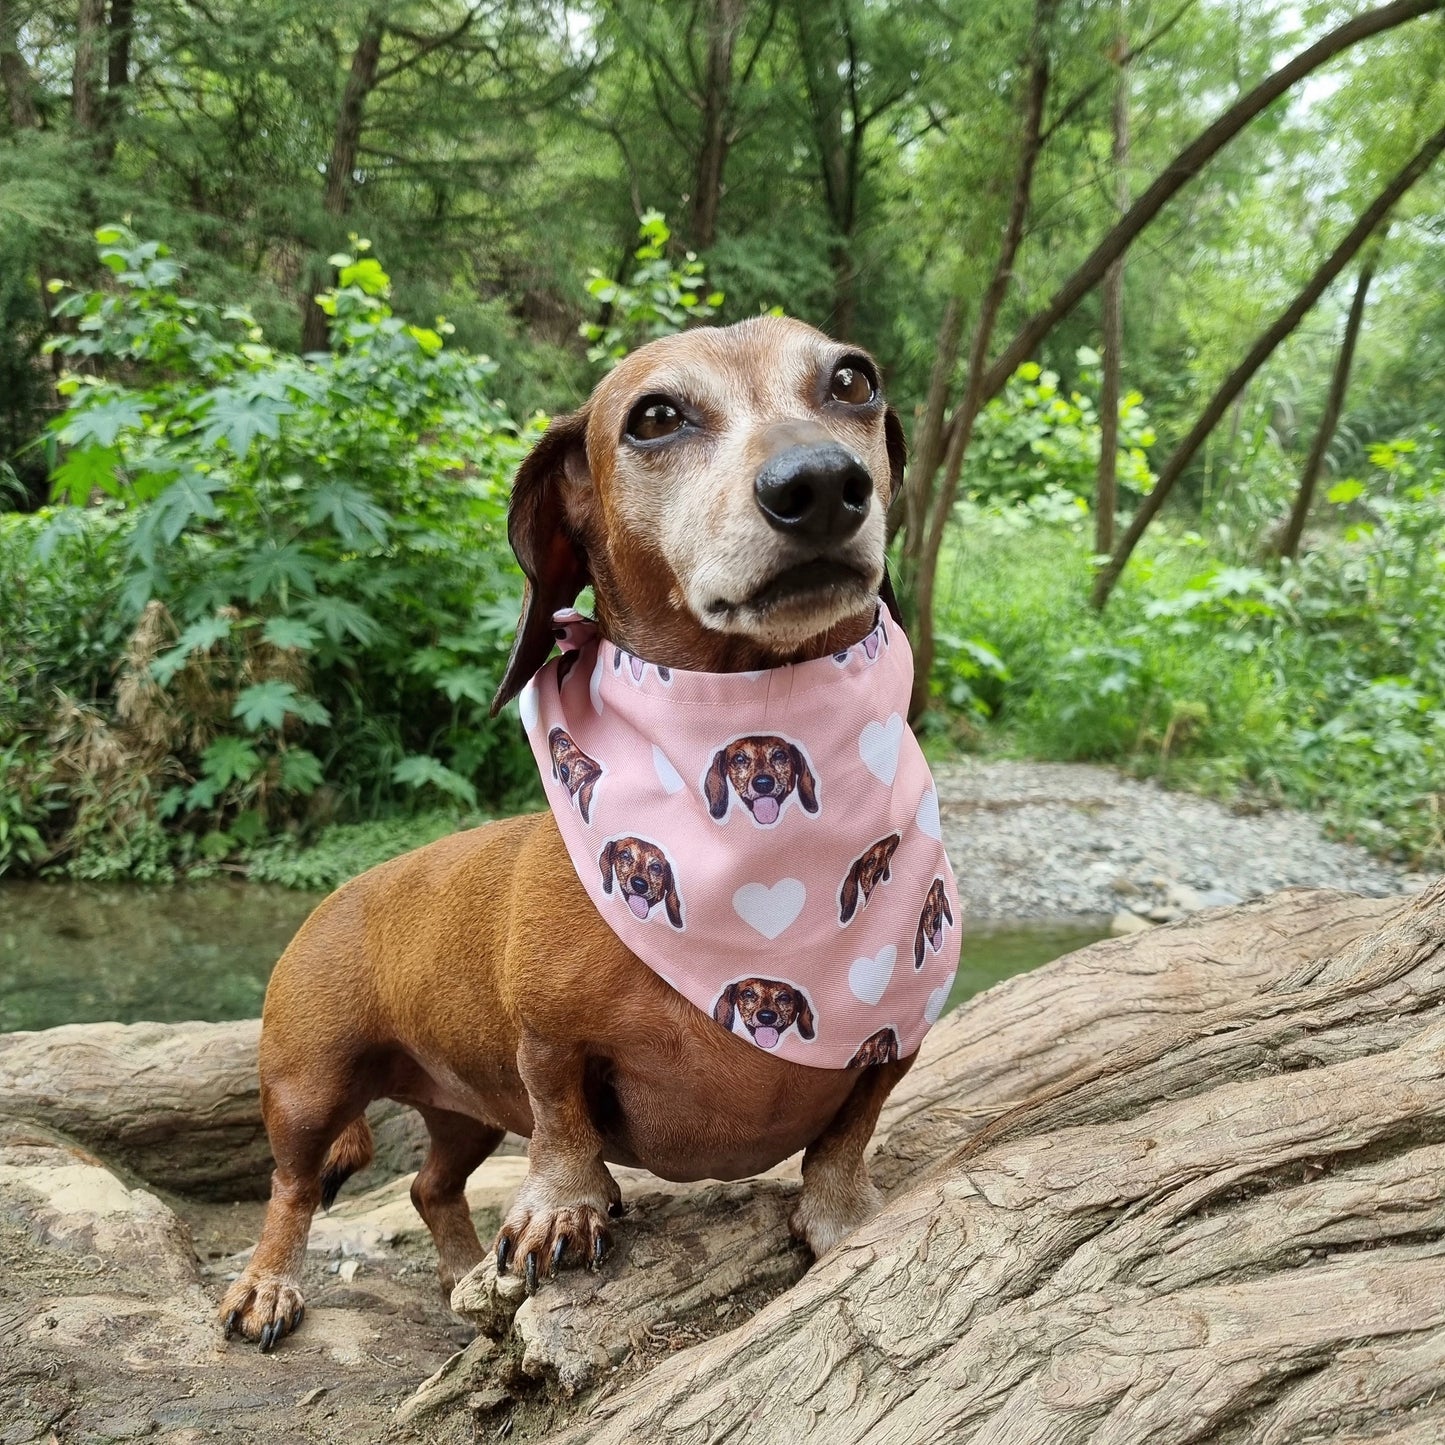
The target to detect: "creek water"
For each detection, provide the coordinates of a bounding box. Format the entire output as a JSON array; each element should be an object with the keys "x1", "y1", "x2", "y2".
[{"x1": 0, "y1": 880, "x2": 1107, "y2": 1033}]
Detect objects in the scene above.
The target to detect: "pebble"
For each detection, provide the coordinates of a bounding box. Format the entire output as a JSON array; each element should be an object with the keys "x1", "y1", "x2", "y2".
[{"x1": 935, "y1": 759, "x2": 1415, "y2": 921}]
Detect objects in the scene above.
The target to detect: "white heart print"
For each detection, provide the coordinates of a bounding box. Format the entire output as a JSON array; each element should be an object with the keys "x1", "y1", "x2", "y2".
[
  {"x1": 518, "y1": 681, "x2": 539, "y2": 734},
  {"x1": 589, "y1": 652, "x2": 606, "y2": 715},
  {"x1": 849, "y1": 945, "x2": 896, "y2": 1006},
  {"x1": 924, "y1": 972, "x2": 956, "y2": 1024},
  {"x1": 916, "y1": 789, "x2": 941, "y2": 840},
  {"x1": 652, "y1": 746, "x2": 685, "y2": 795},
  {"x1": 859, "y1": 713, "x2": 905, "y2": 785},
  {"x1": 732, "y1": 879, "x2": 806, "y2": 939}
]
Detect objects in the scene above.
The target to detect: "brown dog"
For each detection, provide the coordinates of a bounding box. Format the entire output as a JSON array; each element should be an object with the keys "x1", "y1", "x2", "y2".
[
  {"x1": 704, "y1": 734, "x2": 820, "y2": 826},
  {"x1": 712, "y1": 977, "x2": 816, "y2": 1050},
  {"x1": 548, "y1": 727, "x2": 602, "y2": 823},
  {"x1": 838, "y1": 832, "x2": 901, "y2": 924},
  {"x1": 220, "y1": 316, "x2": 914, "y2": 1350},
  {"x1": 914, "y1": 877, "x2": 954, "y2": 969},
  {"x1": 847, "y1": 1027, "x2": 900, "y2": 1069},
  {"x1": 599, "y1": 836, "x2": 683, "y2": 928}
]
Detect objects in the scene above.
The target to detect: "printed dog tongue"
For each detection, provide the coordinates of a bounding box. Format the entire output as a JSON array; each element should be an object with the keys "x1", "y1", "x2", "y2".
[
  {"x1": 753, "y1": 1026, "x2": 780, "y2": 1049},
  {"x1": 931, "y1": 927, "x2": 943, "y2": 952},
  {"x1": 751, "y1": 796, "x2": 780, "y2": 825},
  {"x1": 628, "y1": 895, "x2": 651, "y2": 919}
]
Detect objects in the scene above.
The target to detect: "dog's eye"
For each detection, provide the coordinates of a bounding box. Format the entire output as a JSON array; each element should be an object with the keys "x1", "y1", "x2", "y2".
[
  {"x1": 648, "y1": 861, "x2": 662, "y2": 875},
  {"x1": 770, "y1": 749, "x2": 789, "y2": 767},
  {"x1": 732, "y1": 752, "x2": 748, "y2": 768},
  {"x1": 741, "y1": 989, "x2": 757, "y2": 1002},
  {"x1": 625, "y1": 395, "x2": 686, "y2": 442},
  {"x1": 829, "y1": 361, "x2": 875, "y2": 406},
  {"x1": 776, "y1": 991, "x2": 792, "y2": 1007}
]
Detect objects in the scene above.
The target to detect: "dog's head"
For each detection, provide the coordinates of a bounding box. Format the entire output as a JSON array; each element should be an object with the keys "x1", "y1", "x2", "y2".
[
  {"x1": 704, "y1": 734, "x2": 819, "y2": 825},
  {"x1": 492, "y1": 317, "x2": 907, "y2": 712},
  {"x1": 839, "y1": 832, "x2": 901, "y2": 922},
  {"x1": 599, "y1": 836, "x2": 683, "y2": 928},
  {"x1": 548, "y1": 728, "x2": 600, "y2": 792},
  {"x1": 846, "y1": 1026, "x2": 900, "y2": 1069},
  {"x1": 712, "y1": 977, "x2": 816, "y2": 1050},
  {"x1": 914, "y1": 877, "x2": 954, "y2": 968}
]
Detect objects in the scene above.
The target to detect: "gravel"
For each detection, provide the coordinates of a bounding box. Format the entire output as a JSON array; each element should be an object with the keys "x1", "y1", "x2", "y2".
[{"x1": 935, "y1": 758, "x2": 1423, "y2": 922}]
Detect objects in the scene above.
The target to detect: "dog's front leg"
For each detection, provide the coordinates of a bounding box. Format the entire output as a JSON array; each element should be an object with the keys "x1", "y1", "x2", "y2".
[
  {"x1": 790, "y1": 1055, "x2": 913, "y2": 1258},
  {"x1": 496, "y1": 1032, "x2": 622, "y2": 1292}
]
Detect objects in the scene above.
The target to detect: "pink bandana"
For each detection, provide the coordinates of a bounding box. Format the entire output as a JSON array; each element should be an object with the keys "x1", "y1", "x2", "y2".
[{"x1": 518, "y1": 609, "x2": 962, "y2": 1070}]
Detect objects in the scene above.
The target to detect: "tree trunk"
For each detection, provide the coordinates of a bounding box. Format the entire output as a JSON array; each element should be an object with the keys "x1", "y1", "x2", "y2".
[
  {"x1": 894, "y1": 294, "x2": 966, "y2": 557},
  {"x1": 1092, "y1": 123, "x2": 1443, "y2": 610},
  {"x1": 690, "y1": 0, "x2": 746, "y2": 252},
  {"x1": 1095, "y1": 12, "x2": 1130, "y2": 559},
  {"x1": 106, "y1": 0, "x2": 133, "y2": 99},
  {"x1": 1273, "y1": 245, "x2": 1381, "y2": 561},
  {"x1": 71, "y1": 0, "x2": 106, "y2": 133},
  {"x1": 520, "y1": 880, "x2": 1445, "y2": 1443},
  {"x1": 0, "y1": 0, "x2": 38, "y2": 129},
  {"x1": 908, "y1": 0, "x2": 1053, "y2": 718},
  {"x1": 301, "y1": 10, "x2": 386, "y2": 353}
]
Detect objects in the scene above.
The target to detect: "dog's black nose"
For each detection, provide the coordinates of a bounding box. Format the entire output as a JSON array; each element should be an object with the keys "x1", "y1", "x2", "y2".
[
  {"x1": 629, "y1": 876, "x2": 649, "y2": 894},
  {"x1": 753, "y1": 775, "x2": 775, "y2": 794},
  {"x1": 755, "y1": 443, "x2": 872, "y2": 541},
  {"x1": 755, "y1": 1010, "x2": 778, "y2": 1026}
]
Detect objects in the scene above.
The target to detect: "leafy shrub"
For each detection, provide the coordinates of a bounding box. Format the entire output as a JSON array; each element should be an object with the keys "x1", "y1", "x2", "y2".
[{"x1": 2, "y1": 226, "x2": 542, "y2": 875}]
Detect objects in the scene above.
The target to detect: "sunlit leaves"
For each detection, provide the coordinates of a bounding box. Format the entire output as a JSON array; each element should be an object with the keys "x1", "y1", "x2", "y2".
[{"x1": 232, "y1": 681, "x2": 330, "y2": 732}]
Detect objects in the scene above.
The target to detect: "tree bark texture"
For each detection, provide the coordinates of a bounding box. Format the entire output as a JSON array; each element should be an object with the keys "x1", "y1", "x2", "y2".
[
  {"x1": 895, "y1": 294, "x2": 966, "y2": 556},
  {"x1": 533, "y1": 879, "x2": 1445, "y2": 1443},
  {"x1": 71, "y1": 0, "x2": 106, "y2": 133},
  {"x1": 690, "y1": 0, "x2": 747, "y2": 252},
  {"x1": 1091, "y1": 123, "x2": 1443, "y2": 610},
  {"x1": 1274, "y1": 246, "x2": 1381, "y2": 561},
  {"x1": 1095, "y1": 13, "x2": 1130, "y2": 560},
  {"x1": 300, "y1": 10, "x2": 386, "y2": 353},
  {"x1": 0, "y1": 0, "x2": 38, "y2": 129}
]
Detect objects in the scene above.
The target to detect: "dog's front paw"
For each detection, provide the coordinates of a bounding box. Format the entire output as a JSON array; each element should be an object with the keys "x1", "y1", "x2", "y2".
[
  {"x1": 790, "y1": 1175, "x2": 883, "y2": 1259},
  {"x1": 219, "y1": 1271, "x2": 306, "y2": 1351},
  {"x1": 494, "y1": 1200, "x2": 617, "y2": 1294}
]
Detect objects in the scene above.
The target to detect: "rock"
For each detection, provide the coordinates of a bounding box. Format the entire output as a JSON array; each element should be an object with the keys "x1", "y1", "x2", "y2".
[
  {"x1": 0, "y1": 1123, "x2": 198, "y2": 1284},
  {"x1": 1198, "y1": 888, "x2": 1245, "y2": 909},
  {"x1": 1146, "y1": 905, "x2": 1183, "y2": 923},
  {"x1": 1165, "y1": 883, "x2": 1204, "y2": 912},
  {"x1": 394, "y1": 1335, "x2": 500, "y2": 1426},
  {"x1": 1110, "y1": 910, "x2": 1154, "y2": 936}
]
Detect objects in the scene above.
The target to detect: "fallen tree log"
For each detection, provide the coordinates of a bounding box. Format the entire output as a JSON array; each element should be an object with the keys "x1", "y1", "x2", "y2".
[{"x1": 535, "y1": 878, "x2": 1445, "y2": 1444}]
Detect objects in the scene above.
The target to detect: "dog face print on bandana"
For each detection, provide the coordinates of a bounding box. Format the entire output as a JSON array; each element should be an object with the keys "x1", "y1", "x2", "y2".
[{"x1": 518, "y1": 608, "x2": 962, "y2": 1070}]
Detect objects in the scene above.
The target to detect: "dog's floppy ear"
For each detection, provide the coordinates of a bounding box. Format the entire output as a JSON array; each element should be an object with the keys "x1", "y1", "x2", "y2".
[
  {"x1": 878, "y1": 561, "x2": 904, "y2": 631},
  {"x1": 884, "y1": 406, "x2": 906, "y2": 504},
  {"x1": 599, "y1": 840, "x2": 616, "y2": 893},
  {"x1": 663, "y1": 862, "x2": 683, "y2": 929},
  {"x1": 791, "y1": 745, "x2": 819, "y2": 814},
  {"x1": 577, "y1": 774, "x2": 596, "y2": 824},
  {"x1": 491, "y1": 409, "x2": 592, "y2": 716},
  {"x1": 794, "y1": 992, "x2": 816, "y2": 1041},
  {"x1": 548, "y1": 727, "x2": 563, "y2": 778},
  {"x1": 704, "y1": 748, "x2": 731, "y2": 820},
  {"x1": 839, "y1": 858, "x2": 862, "y2": 924},
  {"x1": 914, "y1": 917, "x2": 926, "y2": 970},
  {"x1": 713, "y1": 983, "x2": 738, "y2": 1031}
]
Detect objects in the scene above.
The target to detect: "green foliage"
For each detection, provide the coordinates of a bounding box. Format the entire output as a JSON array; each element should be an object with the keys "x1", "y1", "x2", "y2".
[
  {"x1": 0, "y1": 226, "x2": 541, "y2": 876},
  {"x1": 581, "y1": 212, "x2": 725, "y2": 368},
  {"x1": 970, "y1": 354, "x2": 1157, "y2": 507},
  {"x1": 934, "y1": 435, "x2": 1445, "y2": 867}
]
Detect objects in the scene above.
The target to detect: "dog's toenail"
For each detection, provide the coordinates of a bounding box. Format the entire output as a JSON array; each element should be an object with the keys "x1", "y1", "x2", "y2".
[
  {"x1": 495, "y1": 1237, "x2": 512, "y2": 1274},
  {"x1": 224, "y1": 1309, "x2": 240, "y2": 1339},
  {"x1": 552, "y1": 1237, "x2": 567, "y2": 1271},
  {"x1": 608, "y1": 1200, "x2": 624, "y2": 1218},
  {"x1": 524, "y1": 1252, "x2": 539, "y2": 1295},
  {"x1": 593, "y1": 1232, "x2": 609, "y2": 1266}
]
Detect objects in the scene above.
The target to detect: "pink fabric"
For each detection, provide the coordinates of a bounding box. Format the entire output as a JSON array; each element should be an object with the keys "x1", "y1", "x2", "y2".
[{"x1": 519, "y1": 608, "x2": 962, "y2": 1069}]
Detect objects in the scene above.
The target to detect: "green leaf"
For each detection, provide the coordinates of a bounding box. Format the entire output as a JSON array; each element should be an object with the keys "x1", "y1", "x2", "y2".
[
  {"x1": 57, "y1": 395, "x2": 151, "y2": 448},
  {"x1": 232, "y1": 680, "x2": 330, "y2": 732},
  {"x1": 50, "y1": 445, "x2": 122, "y2": 505},
  {"x1": 261, "y1": 617, "x2": 321, "y2": 651},
  {"x1": 240, "y1": 541, "x2": 317, "y2": 603},
  {"x1": 434, "y1": 666, "x2": 493, "y2": 706},
  {"x1": 303, "y1": 594, "x2": 382, "y2": 645},
  {"x1": 278, "y1": 748, "x2": 324, "y2": 794},
  {"x1": 1326, "y1": 479, "x2": 1366, "y2": 506},
  {"x1": 197, "y1": 386, "x2": 291, "y2": 456},
  {"x1": 306, "y1": 481, "x2": 390, "y2": 546},
  {"x1": 391, "y1": 754, "x2": 478, "y2": 807},
  {"x1": 200, "y1": 735, "x2": 261, "y2": 789},
  {"x1": 152, "y1": 471, "x2": 227, "y2": 543},
  {"x1": 151, "y1": 614, "x2": 233, "y2": 684}
]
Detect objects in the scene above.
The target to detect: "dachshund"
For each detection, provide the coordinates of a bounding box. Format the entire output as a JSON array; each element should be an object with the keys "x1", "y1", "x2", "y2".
[
  {"x1": 548, "y1": 728, "x2": 603, "y2": 823},
  {"x1": 712, "y1": 977, "x2": 816, "y2": 1050},
  {"x1": 704, "y1": 734, "x2": 820, "y2": 826},
  {"x1": 219, "y1": 315, "x2": 917, "y2": 1351},
  {"x1": 846, "y1": 1027, "x2": 900, "y2": 1069},
  {"x1": 599, "y1": 836, "x2": 683, "y2": 928},
  {"x1": 614, "y1": 648, "x2": 671, "y2": 684},
  {"x1": 914, "y1": 877, "x2": 954, "y2": 969},
  {"x1": 838, "y1": 832, "x2": 901, "y2": 924}
]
